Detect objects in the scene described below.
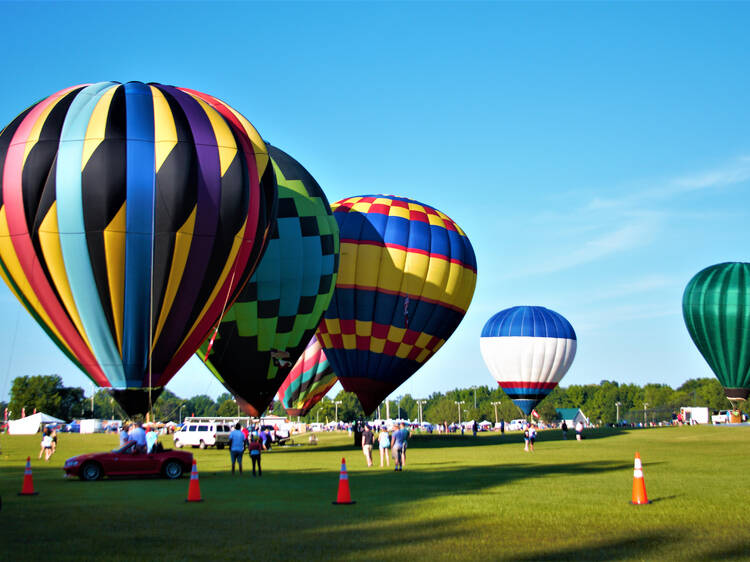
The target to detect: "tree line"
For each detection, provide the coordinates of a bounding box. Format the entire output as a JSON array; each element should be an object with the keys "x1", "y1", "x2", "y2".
[{"x1": 2, "y1": 374, "x2": 743, "y2": 425}]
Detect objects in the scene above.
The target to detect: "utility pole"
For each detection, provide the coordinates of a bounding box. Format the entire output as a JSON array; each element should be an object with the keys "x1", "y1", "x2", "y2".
[
  {"x1": 615, "y1": 402, "x2": 622, "y2": 425},
  {"x1": 416, "y1": 400, "x2": 427, "y2": 425},
  {"x1": 334, "y1": 400, "x2": 342, "y2": 423},
  {"x1": 386, "y1": 400, "x2": 390, "y2": 420},
  {"x1": 455, "y1": 400, "x2": 465, "y2": 426},
  {"x1": 491, "y1": 401, "x2": 502, "y2": 424},
  {"x1": 472, "y1": 386, "x2": 477, "y2": 409},
  {"x1": 643, "y1": 403, "x2": 649, "y2": 425}
]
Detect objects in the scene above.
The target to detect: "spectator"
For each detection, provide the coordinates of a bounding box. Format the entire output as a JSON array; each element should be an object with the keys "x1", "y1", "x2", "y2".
[
  {"x1": 119, "y1": 424, "x2": 130, "y2": 448},
  {"x1": 39, "y1": 428, "x2": 53, "y2": 461},
  {"x1": 130, "y1": 423, "x2": 147, "y2": 453},
  {"x1": 561, "y1": 420, "x2": 568, "y2": 440},
  {"x1": 146, "y1": 427, "x2": 158, "y2": 453},
  {"x1": 247, "y1": 435, "x2": 263, "y2": 476},
  {"x1": 391, "y1": 422, "x2": 409, "y2": 471},
  {"x1": 378, "y1": 426, "x2": 391, "y2": 468},
  {"x1": 575, "y1": 420, "x2": 584, "y2": 441},
  {"x1": 361, "y1": 424, "x2": 374, "y2": 467}
]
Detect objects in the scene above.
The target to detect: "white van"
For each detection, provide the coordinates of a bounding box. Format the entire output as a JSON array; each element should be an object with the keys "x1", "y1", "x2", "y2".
[{"x1": 173, "y1": 418, "x2": 232, "y2": 449}]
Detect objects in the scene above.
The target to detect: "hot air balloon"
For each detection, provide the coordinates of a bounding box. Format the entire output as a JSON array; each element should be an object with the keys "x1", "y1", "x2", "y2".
[
  {"x1": 480, "y1": 306, "x2": 577, "y2": 415},
  {"x1": 682, "y1": 262, "x2": 750, "y2": 406},
  {"x1": 317, "y1": 195, "x2": 477, "y2": 414},
  {"x1": 0, "y1": 82, "x2": 276, "y2": 415},
  {"x1": 198, "y1": 144, "x2": 339, "y2": 416},
  {"x1": 277, "y1": 335, "x2": 338, "y2": 417}
]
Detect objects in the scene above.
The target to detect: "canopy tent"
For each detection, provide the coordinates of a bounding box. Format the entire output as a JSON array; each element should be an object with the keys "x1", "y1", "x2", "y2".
[
  {"x1": 8, "y1": 413, "x2": 66, "y2": 435},
  {"x1": 478, "y1": 420, "x2": 493, "y2": 427}
]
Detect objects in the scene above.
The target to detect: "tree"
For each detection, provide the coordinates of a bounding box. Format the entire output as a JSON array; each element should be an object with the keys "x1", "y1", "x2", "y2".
[
  {"x1": 424, "y1": 397, "x2": 460, "y2": 424},
  {"x1": 183, "y1": 395, "x2": 217, "y2": 418},
  {"x1": 217, "y1": 399, "x2": 238, "y2": 417},
  {"x1": 8, "y1": 375, "x2": 84, "y2": 420}
]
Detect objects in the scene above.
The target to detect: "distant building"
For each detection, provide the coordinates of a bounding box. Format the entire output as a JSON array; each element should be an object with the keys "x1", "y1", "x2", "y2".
[{"x1": 556, "y1": 408, "x2": 589, "y2": 427}]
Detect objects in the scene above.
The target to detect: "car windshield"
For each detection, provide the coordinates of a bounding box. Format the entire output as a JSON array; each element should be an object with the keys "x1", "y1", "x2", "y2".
[{"x1": 113, "y1": 442, "x2": 138, "y2": 454}]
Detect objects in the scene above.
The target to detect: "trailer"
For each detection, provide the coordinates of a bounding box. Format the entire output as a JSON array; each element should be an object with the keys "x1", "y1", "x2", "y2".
[{"x1": 680, "y1": 407, "x2": 709, "y2": 424}]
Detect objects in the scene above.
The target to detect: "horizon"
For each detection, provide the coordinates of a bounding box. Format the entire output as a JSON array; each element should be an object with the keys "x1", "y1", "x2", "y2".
[{"x1": 1, "y1": 2, "x2": 748, "y2": 404}]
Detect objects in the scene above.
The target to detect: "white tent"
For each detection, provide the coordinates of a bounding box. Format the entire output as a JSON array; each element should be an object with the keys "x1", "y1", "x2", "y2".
[
  {"x1": 478, "y1": 420, "x2": 493, "y2": 428},
  {"x1": 8, "y1": 413, "x2": 66, "y2": 435}
]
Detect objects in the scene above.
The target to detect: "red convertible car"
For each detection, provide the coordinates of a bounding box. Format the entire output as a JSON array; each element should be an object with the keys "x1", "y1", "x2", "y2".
[{"x1": 64, "y1": 442, "x2": 193, "y2": 481}]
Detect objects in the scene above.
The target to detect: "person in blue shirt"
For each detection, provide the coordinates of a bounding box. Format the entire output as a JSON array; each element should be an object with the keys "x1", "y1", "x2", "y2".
[
  {"x1": 228, "y1": 423, "x2": 248, "y2": 475},
  {"x1": 391, "y1": 423, "x2": 410, "y2": 471}
]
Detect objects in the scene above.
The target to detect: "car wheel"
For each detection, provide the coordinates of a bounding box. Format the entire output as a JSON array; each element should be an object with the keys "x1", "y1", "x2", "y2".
[
  {"x1": 174, "y1": 440, "x2": 183, "y2": 448},
  {"x1": 199, "y1": 440, "x2": 206, "y2": 449},
  {"x1": 162, "y1": 460, "x2": 183, "y2": 479},
  {"x1": 80, "y1": 462, "x2": 102, "y2": 481}
]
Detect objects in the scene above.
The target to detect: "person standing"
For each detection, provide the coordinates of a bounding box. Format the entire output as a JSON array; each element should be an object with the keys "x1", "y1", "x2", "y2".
[
  {"x1": 247, "y1": 435, "x2": 263, "y2": 476},
  {"x1": 561, "y1": 420, "x2": 568, "y2": 440},
  {"x1": 39, "y1": 428, "x2": 53, "y2": 461},
  {"x1": 575, "y1": 420, "x2": 584, "y2": 441},
  {"x1": 228, "y1": 423, "x2": 247, "y2": 475},
  {"x1": 523, "y1": 423, "x2": 530, "y2": 452},
  {"x1": 146, "y1": 427, "x2": 158, "y2": 453},
  {"x1": 500, "y1": 419, "x2": 505, "y2": 435},
  {"x1": 361, "y1": 424, "x2": 374, "y2": 467},
  {"x1": 378, "y1": 426, "x2": 391, "y2": 468},
  {"x1": 130, "y1": 423, "x2": 147, "y2": 453},
  {"x1": 119, "y1": 424, "x2": 130, "y2": 448},
  {"x1": 391, "y1": 422, "x2": 409, "y2": 471},
  {"x1": 472, "y1": 420, "x2": 478, "y2": 437},
  {"x1": 50, "y1": 428, "x2": 58, "y2": 455},
  {"x1": 528, "y1": 424, "x2": 537, "y2": 452}
]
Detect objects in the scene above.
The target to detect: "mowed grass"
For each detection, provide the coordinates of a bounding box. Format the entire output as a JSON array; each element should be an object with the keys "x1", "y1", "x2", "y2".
[{"x1": 1, "y1": 426, "x2": 749, "y2": 561}]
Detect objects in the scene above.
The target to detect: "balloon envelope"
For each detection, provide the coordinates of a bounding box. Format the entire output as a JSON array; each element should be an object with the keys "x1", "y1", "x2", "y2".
[
  {"x1": 277, "y1": 335, "x2": 338, "y2": 417},
  {"x1": 682, "y1": 262, "x2": 750, "y2": 403},
  {"x1": 199, "y1": 144, "x2": 339, "y2": 415},
  {"x1": 0, "y1": 82, "x2": 276, "y2": 414},
  {"x1": 480, "y1": 306, "x2": 577, "y2": 415},
  {"x1": 317, "y1": 195, "x2": 477, "y2": 414}
]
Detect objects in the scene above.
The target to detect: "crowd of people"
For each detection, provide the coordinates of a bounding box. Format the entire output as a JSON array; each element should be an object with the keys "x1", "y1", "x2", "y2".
[
  {"x1": 118, "y1": 422, "x2": 163, "y2": 454},
  {"x1": 359, "y1": 422, "x2": 410, "y2": 471}
]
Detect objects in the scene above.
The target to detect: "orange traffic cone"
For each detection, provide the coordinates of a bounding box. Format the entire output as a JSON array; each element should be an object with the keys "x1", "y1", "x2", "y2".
[
  {"x1": 630, "y1": 452, "x2": 651, "y2": 505},
  {"x1": 19, "y1": 456, "x2": 38, "y2": 496},
  {"x1": 332, "y1": 457, "x2": 355, "y2": 505},
  {"x1": 185, "y1": 459, "x2": 203, "y2": 502}
]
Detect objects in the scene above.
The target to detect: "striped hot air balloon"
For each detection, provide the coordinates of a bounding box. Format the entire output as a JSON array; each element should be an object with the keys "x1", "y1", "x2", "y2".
[
  {"x1": 317, "y1": 195, "x2": 477, "y2": 414},
  {"x1": 199, "y1": 144, "x2": 339, "y2": 416},
  {"x1": 683, "y1": 262, "x2": 750, "y2": 405},
  {"x1": 278, "y1": 335, "x2": 338, "y2": 417},
  {"x1": 0, "y1": 82, "x2": 276, "y2": 415},
  {"x1": 480, "y1": 306, "x2": 577, "y2": 415}
]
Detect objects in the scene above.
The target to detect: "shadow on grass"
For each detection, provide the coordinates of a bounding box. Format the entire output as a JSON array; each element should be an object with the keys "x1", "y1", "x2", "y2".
[
  {"x1": 297, "y1": 427, "x2": 629, "y2": 454},
  {"x1": 514, "y1": 531, "x2": 679, "y2": 561}
]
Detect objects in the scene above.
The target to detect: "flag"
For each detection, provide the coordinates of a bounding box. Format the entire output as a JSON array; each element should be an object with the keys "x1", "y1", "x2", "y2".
[{"x1": 531, "y1": 409, "x2": 540, "y2": 419}]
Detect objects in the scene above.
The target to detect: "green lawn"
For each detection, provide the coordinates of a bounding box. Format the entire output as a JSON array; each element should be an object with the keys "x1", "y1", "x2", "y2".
[{"x1": 1, "y1": 426, "x2": 749, "y2": 560}]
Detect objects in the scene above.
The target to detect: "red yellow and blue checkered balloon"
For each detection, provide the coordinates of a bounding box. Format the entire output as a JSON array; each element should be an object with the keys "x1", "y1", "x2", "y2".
[{"x1": 316, "y1": 195, "x2": 477, "y2": 414}]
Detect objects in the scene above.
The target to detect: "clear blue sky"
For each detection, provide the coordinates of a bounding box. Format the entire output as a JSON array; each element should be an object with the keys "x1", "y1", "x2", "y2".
[{"x1": 1, "y1": 1, "x2": 748, "y2": 403}]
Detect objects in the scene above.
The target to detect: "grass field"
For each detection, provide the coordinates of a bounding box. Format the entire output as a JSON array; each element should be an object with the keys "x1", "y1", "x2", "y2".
[{"x1": 1, "y1": 425, "x2": 749, "y2": 561}]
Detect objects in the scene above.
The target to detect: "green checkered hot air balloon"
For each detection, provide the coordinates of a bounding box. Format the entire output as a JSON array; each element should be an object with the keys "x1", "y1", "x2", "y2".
[
  {"x1": 198, "y1": 144, "x2": 339, "y2": 415},
  {"x1": 682, "y1": 262, "x2": 750, "y2": 405}
]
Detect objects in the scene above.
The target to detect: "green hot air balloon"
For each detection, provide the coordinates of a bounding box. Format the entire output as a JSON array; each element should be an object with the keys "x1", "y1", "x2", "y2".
[
  {"x1": 198, "y1": 144, "x2": 339, "y2": 416},
  {"x1": 682, "y1": 262, "x2": 750, "y2": 405}
]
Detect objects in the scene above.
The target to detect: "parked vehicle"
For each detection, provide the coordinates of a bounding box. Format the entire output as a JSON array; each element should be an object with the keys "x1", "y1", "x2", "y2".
[
  {"x1": 64, "y1": 442, "x2": 193, "y2": 481},
  {"x1": 173, "y1": 418, "x2": 232, "y2": 449}
]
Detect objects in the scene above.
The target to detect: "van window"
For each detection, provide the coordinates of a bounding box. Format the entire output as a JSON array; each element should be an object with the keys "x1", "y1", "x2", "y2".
[
  {"x1": 188, "y1": 426, "x2": 197, "y2": 432},
  {"x1": 198, "y1": 425, "x2": 208, "y2": 432}
]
